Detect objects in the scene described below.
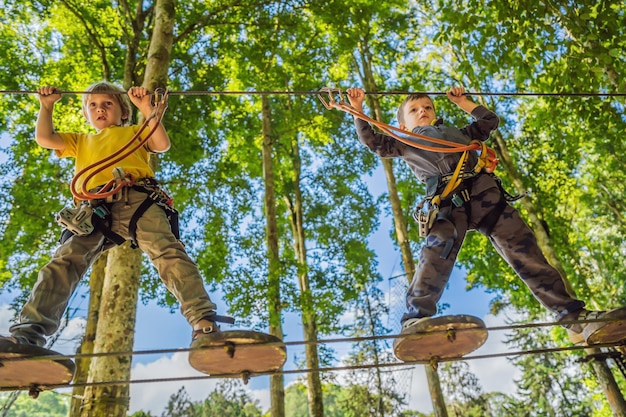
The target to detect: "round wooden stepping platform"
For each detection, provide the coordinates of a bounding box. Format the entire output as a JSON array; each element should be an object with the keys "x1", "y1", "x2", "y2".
[
  {"x1": 393, "y1": 315, "x2": 488, "y2": 362},
  {"x1": 586, "y1": 306, "x2": 626, "y2": 345},
  {"x1": 0, "y1": 339, "x2": 75, "y2": 398},
  {"x1": 189, "y1": 330, "x2": 286, "y2": 381}
]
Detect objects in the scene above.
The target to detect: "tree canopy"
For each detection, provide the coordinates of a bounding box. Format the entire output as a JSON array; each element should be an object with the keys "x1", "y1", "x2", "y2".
[{"x1": 1, "y1": 0, "x2": 625, "y2": 415}]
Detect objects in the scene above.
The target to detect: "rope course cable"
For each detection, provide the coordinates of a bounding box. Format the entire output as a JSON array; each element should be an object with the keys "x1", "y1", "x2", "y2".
[
  {"x1": 6, "y1": 336, "x2": 625, "y2": 392},
  {"x1": 3, "y1": 317, "x2": 624, "y2": 366},
  {"x1": 1, "y1": 85, "x2": 625, "y2": 394},
  {"x1": 1, "y1": 89, "x2": 625, "y2": 97}
]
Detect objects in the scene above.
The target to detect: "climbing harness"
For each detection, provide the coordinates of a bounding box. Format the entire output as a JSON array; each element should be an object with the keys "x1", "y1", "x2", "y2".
[
  {"x1": 319, "y1": 87, "x2": 527, "y2": 258},
  {"x1": 127, "y1": 177, "x2": 180, "y2": 247},
  {"x1": 57, "y1": 89, "x2": 178, "y2": 247}
]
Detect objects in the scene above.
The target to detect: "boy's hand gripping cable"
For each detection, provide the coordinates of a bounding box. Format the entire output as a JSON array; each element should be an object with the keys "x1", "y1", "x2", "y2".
[{"x1": 70, "y1": 88, "x2": 170, "y2": 201}]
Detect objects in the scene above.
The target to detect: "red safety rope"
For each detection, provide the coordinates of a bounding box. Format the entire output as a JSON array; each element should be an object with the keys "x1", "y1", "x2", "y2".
[
  {"x1": 317, "y1": 88, "x2": 499, "y2": 173},
  {"x1": 70, "y1": 89, "x2": 169, "y2": 201}
]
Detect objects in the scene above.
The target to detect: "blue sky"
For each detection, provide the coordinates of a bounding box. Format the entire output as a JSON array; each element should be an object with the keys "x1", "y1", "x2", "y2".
[{"x1": 0, "y1": 132, "x2": 521, "y2": 414}]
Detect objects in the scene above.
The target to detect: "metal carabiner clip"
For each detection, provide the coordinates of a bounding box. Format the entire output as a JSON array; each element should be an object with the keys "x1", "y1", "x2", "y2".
[
  {"x1": 317, "y1": 87, "x2": 346, "y2": 110},
  {"x1": 149, "y1": 88, "x2": 169, "y2": 121}
]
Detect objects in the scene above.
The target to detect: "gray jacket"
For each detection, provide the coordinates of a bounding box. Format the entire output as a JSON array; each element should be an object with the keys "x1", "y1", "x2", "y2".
[{"x1": 354, "y1": 105, "x2": 500, "y2": 195}]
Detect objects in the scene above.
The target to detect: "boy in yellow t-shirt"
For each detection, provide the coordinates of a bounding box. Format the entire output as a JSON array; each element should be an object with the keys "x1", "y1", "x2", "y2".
[{"x1": 4, "y1": 81, "x2": 228, "y2": 348}]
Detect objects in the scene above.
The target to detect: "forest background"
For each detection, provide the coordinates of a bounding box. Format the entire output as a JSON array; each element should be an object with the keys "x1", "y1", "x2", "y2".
[{"x1": 0, "y1": 0, "x2": 625, "y2": 416}]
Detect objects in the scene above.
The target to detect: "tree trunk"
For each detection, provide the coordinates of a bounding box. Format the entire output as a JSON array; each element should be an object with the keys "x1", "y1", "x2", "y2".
[
  {"x1": 261, "y1": 95, "x2": 286, "y2": 417},
  {"x1": 69, "y1": 253, "x2": 106, "y2": 417},
  {"x1": 489, "y1": 130, "x2": 575, "y2": 296},
  {"x1": 80, "y1": 244, "x2": 142, "y2": 417},
  {"x1": 285, "y1": 125, "x2": 324, "y2": 417},
  {"x1": 80, "y1": 0, "x2": 176, "y2": 414},
  {"x1": 489, "y1": 129, "x2": 626, "y2": 413},
  {"x1": 363, "y1": 288, "x2": 385, "y2": 417},
  {"x1": 585, "y1": 348, "x2": 626, "y2": 417}
]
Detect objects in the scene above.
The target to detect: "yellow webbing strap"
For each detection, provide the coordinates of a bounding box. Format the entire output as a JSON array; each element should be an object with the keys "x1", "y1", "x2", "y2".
[{"x1": 431, "y1": 139, "x2": 488, "y2": 206}]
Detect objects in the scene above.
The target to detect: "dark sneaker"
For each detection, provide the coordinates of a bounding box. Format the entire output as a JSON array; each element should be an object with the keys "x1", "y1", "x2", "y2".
[
  {"x1": 560, "y1": 310, "x2": 605, "y2": 344},
  {"x1": 400, "y1": 317, "x2": 432, "y2": 334},
  {"x1": 393, "y1": 317, "x2": 432, "y2": 350},
  {"x1": 0, "y1": 335, "x2": 34, "y2": 346},
  {"x1": 561, "y1": 308, "x2": 626, "y2": 345}
]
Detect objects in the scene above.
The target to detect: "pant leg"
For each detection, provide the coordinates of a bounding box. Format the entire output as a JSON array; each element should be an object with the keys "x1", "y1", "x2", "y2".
[
  {"x1": 10, "y1": 231, "x2": 106, "y2": 346},
  {"x1": 402, "y1": 205, "x2": 469, "y2": 323},
  {"x1": 476, "y1": 187, "x2": 585, "y2": 317},
  {"x1": 109, "y1": 189, "x2": 217, "y2": 326}
]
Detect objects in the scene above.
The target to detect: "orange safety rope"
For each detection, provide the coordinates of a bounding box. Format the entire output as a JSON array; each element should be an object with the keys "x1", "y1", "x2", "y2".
[
  {"x1": 70, "y1": 89, "x2": 169, "y2": 201},
  {"x1": 317, "y1": 88, "x2": 499, "y2": 173}
]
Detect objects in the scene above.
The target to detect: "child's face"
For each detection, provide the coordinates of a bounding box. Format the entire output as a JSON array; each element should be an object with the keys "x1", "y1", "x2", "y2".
[
  {"x1": 401, "y1": 97, "x2": 436, "y2": 130},
  {"x1": 83, "y1": 93, "x2": 125, "y2": 131}
]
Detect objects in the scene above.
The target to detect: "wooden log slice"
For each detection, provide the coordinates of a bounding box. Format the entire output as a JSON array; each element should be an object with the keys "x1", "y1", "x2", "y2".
[
  {"x1": 585, "y1": 306, "x2": 626, "y2": 345},
  {"x1": 189, "y1": 330, "x2": 286, "y2": 377},
  {"x1": 393, "y1": 315, "x2": 488, "y2": 362},
  {"x1": 0, "y1": 340, "x2": 75, "y2": 395}
]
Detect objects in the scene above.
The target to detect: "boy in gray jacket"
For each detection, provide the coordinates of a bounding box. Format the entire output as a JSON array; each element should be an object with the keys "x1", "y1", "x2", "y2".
[{"x1": 346, "y1": 86, "x2": 625, "y2": 348}]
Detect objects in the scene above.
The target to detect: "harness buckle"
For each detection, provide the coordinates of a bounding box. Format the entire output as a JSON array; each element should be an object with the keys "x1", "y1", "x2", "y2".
[
  {"x1": 414, "y1": 203, "x2": 439, "y2": 237},
  {"x1": 57, "y1": 204, "x2": 95, "y2": 236}
]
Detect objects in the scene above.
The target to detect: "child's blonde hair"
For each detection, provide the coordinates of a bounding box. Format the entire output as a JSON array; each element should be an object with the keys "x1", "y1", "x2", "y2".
[{"x1": 82, "y1": 81, "x2": 131, "y2": 126}]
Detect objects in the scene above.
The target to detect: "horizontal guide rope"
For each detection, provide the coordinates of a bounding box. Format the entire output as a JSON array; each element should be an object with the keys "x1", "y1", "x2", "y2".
[
  {"x1": 4, "y1": 316, "x2": 624, "y2": 364},
  {"x1": 0, "y1": 89, "x2": 624, "y2": 97},
  {"x1": 14, "y1": 339, "x2": 626, "y2": 392}
]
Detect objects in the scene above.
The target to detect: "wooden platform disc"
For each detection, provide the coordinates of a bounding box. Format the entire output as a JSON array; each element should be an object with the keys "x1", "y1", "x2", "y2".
[
  {"x1": 0, "y1": 340, "x2": 75, "y2": 393},
  {"x1": 586, "y1": 306, "x2": 626, "y2": 345},
  {"x1": 189, "y1": 330, "x2": 286, "y2": 377},
  {"x1": 394, "y1": 315, "x2": 488, "y2": 362}
]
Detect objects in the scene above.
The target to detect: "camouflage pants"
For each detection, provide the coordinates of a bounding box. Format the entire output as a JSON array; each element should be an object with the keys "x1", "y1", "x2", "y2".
[
  {"x1": 401, "y1": 183, "x2": 585, "y2": 323},
  {"x1": 10, "y1": 188, "x2": 217, "y2": 346}
]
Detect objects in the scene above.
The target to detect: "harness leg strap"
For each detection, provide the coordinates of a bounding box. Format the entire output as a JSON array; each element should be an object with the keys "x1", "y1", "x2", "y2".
[
  {"x1": 477, "y1": 198, "x2": 508, "y2": 236},
  {"x1": 128, "y1": 189, "x2": 180, "y2": 249},
  {"x1": 435, "y1": 209, "x2": 458, "y2": 260}
]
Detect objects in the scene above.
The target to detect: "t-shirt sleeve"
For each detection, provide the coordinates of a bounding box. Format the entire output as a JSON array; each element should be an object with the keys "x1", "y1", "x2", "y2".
[{"x1": 54, "y1": 132, "x2": 80, "y2": 158}]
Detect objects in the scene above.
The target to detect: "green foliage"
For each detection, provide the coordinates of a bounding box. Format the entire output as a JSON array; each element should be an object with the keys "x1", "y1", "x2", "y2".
[
  {"x1": 150, "y1": 382, "x2": 262, "y2": 417},
  {"x1": 284, "y1": 381, "x2": 422, "y2": 417},
  {"x1": 501, "y1": 311, "x2": 596, "y2": 416},
  {"x1": 2, "y1": 0, "x2": 626, "y2": 415},
  {"x1": 0, "y1": 391, "x2": 69, "y2": 417}
]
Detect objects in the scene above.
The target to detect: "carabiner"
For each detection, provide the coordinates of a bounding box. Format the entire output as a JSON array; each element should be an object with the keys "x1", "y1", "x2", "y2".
[
  {"x1": 317, "y1": 87, "x2": 346, "y2": 110},
  {"x1": 149, "y1": 88, "x2": 169, "y2": 121}
]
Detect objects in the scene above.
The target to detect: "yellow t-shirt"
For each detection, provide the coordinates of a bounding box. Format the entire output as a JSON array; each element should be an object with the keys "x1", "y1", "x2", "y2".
[{"x1": 56, "y1": 125, "x2": 155, "y2": 192}]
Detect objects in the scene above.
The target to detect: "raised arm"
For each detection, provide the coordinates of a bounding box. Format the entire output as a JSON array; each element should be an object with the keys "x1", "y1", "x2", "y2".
[
  {"x1": 127, "y1": 86, "x2": 171, "y2": 153},
  {"x1": 346, "y1": 87, "x2": 404, "y2": 158},
  {"x1": 446, "y1": 86, "x2": 479, "y2": 115},
  {"x1": 35, "y1": 86, "x2": 66, "y2": 151},
  {"x1": 447, "y1": 87, "x2": 499, "y2": 140}
]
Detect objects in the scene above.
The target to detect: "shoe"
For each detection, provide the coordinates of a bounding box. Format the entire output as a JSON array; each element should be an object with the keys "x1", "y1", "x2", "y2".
[
  {"x1": 558, "y1": 309, "x2": 610, "y2": 345},
  {"x1": 400, "y1": 317, "x2": 432, "y2": 334},
  {"x1": 191, "y1": 318, "x2": 220, "y2": 341},
  {"x1": 0, "y1": 335, "x2": 34, "y2": 346},
  {"x1": 393, "y1": 317, "x2": 432, "y2": 351}
]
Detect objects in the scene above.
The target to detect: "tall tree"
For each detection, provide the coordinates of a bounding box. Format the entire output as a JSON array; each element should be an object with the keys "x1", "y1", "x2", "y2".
[
  {"x1": 313, "y1": 1, "x2": 450, "y2": 414},
  {"x1": 261, "y1": 94, "x2": 287, "y2": 417},
  {"x1": 400, "y1": 0, "x2": 626, "y2": 412}
]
